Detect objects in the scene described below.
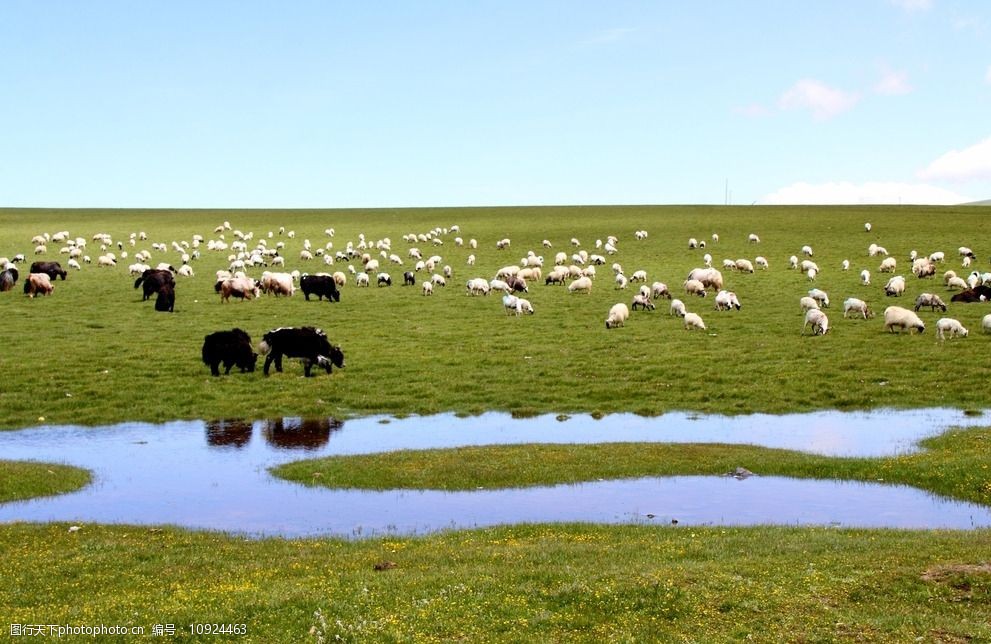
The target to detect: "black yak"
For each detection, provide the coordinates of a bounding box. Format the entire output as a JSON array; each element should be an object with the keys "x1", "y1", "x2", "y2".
[
  {"x1": 299, "y1": 274, "x2": 340, "y2": 302},
  {"x1": 202, "y1": 329, "x2": 258, "y2": 376}
]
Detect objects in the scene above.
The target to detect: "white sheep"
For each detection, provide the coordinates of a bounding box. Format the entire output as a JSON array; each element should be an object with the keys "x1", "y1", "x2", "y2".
[
  {"x1": 883, "y1": 275, "x2": 906, "y2": 297},
  {"x1": 735, "y1": 259, "x2": 755, "y2": 273},
  {"x1": 651, "y1": 282, "x2": 670, "y2": 299},
  {"x1": 502, "y1": 294, "x2": 520, "y2": 315},
  {"x1": 929, "y1": 251, "x2": 945, "y2": 263},
  {"x1": 801, "y1": 245, "x2": 813, "y2": 257},
  {"x1": 631, "y1": 269, "x2": 648, "y2": 282},
  {"x1": 842, "y1": 298, "x2": 872, "y2": 319},
  {"x1": 748, "y1": 233, "x2": 760, "y2": 243},
  {"x1": 878, "y1": 257, "x2": 897, "y2": 273},
  {"x1": 431, "y1": 274, "x2": 447, "y2": 287},
  {"x1": 802, "y1": 308, "x2": 829, "y2": 335},
  {"x1": 883, "y1": 306, "x2": 925, "y2": 334},
  {"x1": 466, "y1": 277, "x2": 490, "y2": 295},
  {"x1": 711, "y1": 233, "x2": 719, "y2": 243},
  {"x1": 605, "y1": 302, "x2": 630, "y2": 328},
  {"x1": 703, "y1": 253, "x2": 712, "y2": 267},
  {"x1": 799, "y1": 296, "x2": 820, "y2": 312},
  {"x1": 913, "y1": 293, "x2": 947, "y2": 312},
  {"x1": 944, "y1": 276, "x2": 967, "y2": 291},
  {"x1": 67, "y1": 258, "x2": 82, "y2": 271},
  {"x1": 755, "y1": 256, "x2": 768, "y2": 270},
  {"x1": 800, "y1": 260, "x2": 818, "y2": 274},
  {"x1": 683, "y1": 312, "x2": 706, "y2": 330},
  {"x1": 356, "y1": 272, "x2": 370, "y2": 287},
  {"x1": 789, "y1": 255, "x2": 798, "y2": 270},
  {"x1": 714, "y1": 290, "x2": 741, "y2": 311},
  {"x1": 422, "y1": 281, "x2": 433, "y2": 296},
  {"x1": 177, "y1": 264, "x2": 194, "y2": 277},
  {"x1": 860, "y1": 269, "x2": 871, "y2": 286},
  {"x1": 683, "y1": 279, "x2": 707, "y2": 297},
  {"x1": 864, "y1": 222, "x2": 872, "y2": 232},
  {"x1": 669, "y1": 298, "x2": 687, "y2": 317},
  {"x1": 615, "y1": 273, "x2": 629, "y2": 289},
  {"x1": 631, "y1": 293, "x2": 655, "y2": 311},
  {"x1": 568, "y1": 276, "x2": 593, "y2": 294},
  {"x1": 982, "y1": 313, "x2": 991, "y2": 334},
  {"x1": 808, "y1": 288, "x2": 829, "y2": 308},
  {"x1": 842, "y1": 259, "x2": 850, "y2": 271},
  {"x1": 935, "y1": 318, "x2": 968, "y2": 341}
]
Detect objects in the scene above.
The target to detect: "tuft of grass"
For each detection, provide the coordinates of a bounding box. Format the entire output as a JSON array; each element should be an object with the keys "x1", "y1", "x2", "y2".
[
  {"x1": 2, "y1": 205, "x2": 991, "y2": 429},
  {"x1": 0, "y1": 460, "x2": 91, "y2": 503}
]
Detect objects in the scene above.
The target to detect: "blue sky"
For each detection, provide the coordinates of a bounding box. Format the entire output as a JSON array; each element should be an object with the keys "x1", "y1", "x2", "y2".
[{"x1": 1, "y1": 0, "x2": 989, "y2": 208}]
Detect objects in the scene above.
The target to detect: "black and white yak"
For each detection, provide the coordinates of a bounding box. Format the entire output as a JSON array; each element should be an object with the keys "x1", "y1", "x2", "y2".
[
  {"x1": 258, "y1": 326, "x2": 344, "y2": 377},
  {"x1": 0, "y1": 267, "x2": 18, "y2": 292}
]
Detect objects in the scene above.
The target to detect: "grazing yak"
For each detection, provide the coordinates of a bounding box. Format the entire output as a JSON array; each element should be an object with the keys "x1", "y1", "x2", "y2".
[
  {"x1": 202, "y1": 329, "x2": 258, "y2": 376},
  {"x1": 23, "y1": 273, "x2": 54, "y2": 297},
  {"x1": 950, "y1": 284, "x2": 991, "y2": 303},
  {"x1": 135, "y1": 268, "x2": 175, "y2": 301},
  {"x1": 0, "y1": 267, "x2": 18, "y2": 292},
  {"x1": 259, "y1": 326, "x2": 345, "y2": 377},
  {"x1": 30, "y1": 261, "x2": 67, "y2": 281},
  {"x1": 154, "y1": 284, "x2": 175, "y2": 312},
  {"x1": 300, "y1": 274, "x2": 340, "y2": 302}
]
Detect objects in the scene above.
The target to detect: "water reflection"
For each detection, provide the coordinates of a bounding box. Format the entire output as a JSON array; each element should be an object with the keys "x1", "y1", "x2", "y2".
[
  {"x1": 261, "y1": 417, "x2": 343, "y2": 451},
  {"x1": 0, "y1": 408, "x2": 988, "y2": 538},
  {"x1": 205, "y1": 419, "x2": 253, "y2": 448}
]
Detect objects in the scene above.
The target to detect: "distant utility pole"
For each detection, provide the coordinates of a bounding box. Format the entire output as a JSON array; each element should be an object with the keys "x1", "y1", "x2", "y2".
[{"x1": 724, "y1": 179, "x2": 729, "y2": 205}]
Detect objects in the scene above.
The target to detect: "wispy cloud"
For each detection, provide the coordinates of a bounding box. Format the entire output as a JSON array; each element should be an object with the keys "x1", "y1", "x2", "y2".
[
  {"x1": 874, "y1": 68, "x2": 912, "y2": 95},
  {"x1": 582, "y1": 28, "x2": 636, "y2": 46},
  {"x1": 733, "y1": 103, "x2": 771, "y2": 118},
  {"x1": 917, "y1": 136, "x2": 991, "y2": 182},
  {"x1": 778, "y1": 79, "x2": 860, "y2": 120},
  {"x1": 889, "y1": 0, "x2": 933, "y2": 12},
  {"x1": 761, "y1": 181, "x2": 970, "y2": 205}
]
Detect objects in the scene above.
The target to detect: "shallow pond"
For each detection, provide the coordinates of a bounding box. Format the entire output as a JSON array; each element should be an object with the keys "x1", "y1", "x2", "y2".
[{"x1": 0, "y1": 409, "x2": 989, "y2": 538}]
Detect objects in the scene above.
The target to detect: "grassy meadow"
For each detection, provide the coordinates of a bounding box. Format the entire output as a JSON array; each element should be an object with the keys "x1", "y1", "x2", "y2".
[
  {"x1": 0, "y1": 205, "x2": 989, "y2": 429},
  {"x1": 2, "y1": 205, "x2": 991, "y2": 642}
]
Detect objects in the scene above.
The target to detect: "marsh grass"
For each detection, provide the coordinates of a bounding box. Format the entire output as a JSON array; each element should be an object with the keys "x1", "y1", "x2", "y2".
[
  {"x1": 0, "y1": 460, "x2": 90, "y2": 503},
  {"x1": 272, "y1": 426, "x2": 991, "y2": 505},
  {"x1": 1, "y1": 205, "x2": 989, "y2": 429},
  {"x1": 0, "y1": 522, "x2": 988, "y2": 642}
]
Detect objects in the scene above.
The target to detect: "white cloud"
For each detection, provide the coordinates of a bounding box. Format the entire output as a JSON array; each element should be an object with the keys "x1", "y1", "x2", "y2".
[
  {"x1": 917, "y1": 136, "x2": 991, "y2": 182},
  {"x1": 733, "y1": 103, "x2": 771, "y2": 118},
  {"x1": 874, "y1": 68, "x2": 912, "y2": 95},
  {"x1": 761, "y1": 181, "x2": 971, "y2": 205},
  {"x1": 778, "y1": 79, "x2": 859, "y2": 120},
  {"x1": 889, "y1": 0, "x2": 932, "y2": 12}
]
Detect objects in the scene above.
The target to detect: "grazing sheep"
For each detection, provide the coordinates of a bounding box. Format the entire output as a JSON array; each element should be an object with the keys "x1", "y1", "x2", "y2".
[
  {"x1": 568, "y1": 276, "x2": 593, "y2": 294},
  {"x1": 422, "y1": 281, "x2": 433, "y2": 296},
  {"x1": 802, "y1": 309, "x2": 829, "y2": 335},
  {"x1": 755, "y1": 256, "x2": 768, "y2": 270},
  {"x1": 615, "y1": 273, "x2": 629, "y2": 289},
  {"x1": 864, "y1": 222, "x2": 872, "y2": 232},
  {"x1": 842, "y1": 298, "x2": 872, "y2": 319},
  {"x1": 884, "y1": 275, "x2": 906, "y2": 297},
  {"x1": 929, "y1": 251, "x2": 945, "y2": 263},
  {"x1": 631, "y1": 293, "x2": 655, "y2": 311},
  {"x1": 946, "y1": 276, "x2": 969, "y2": 290},
  {"x1": 735, "y1": 259, "x2": 755, "y2": 273},
  {"x1": 651, "y1": 282, "x2": 670, "y2": 299},
  {"x1": 806, "y1": 268, "x2": 817, "y2": 282},
  {"x1": 68, "y1": 258, "x2": 82, "y2": 271},
  {"x1": 841, "y1": 259, "x2": 850, "y2": 271},
  {"x1": 982, "y1": 313, "x2": 991, "y2": 334},
  {"x1": 631, "y1": 269, "x2": 648, "y2": 282},
  {"x1": 669, "y1": 298, "x2": 687, "y2": 317},
  {"x1": 801, "y1": 245, "x2": 813, "y2": 257},
  {"x1": 431, "y1": 274, "x2": 447, "y2": 287},
  {"x1": 860, "y1": 269, "x2": 871, "y2": 286},
  {"x1": 722, "y1": 258, "x2": 737, "y2": 270},
  {"x1": 683, "y1": 312, "x2": 706, "y2": 330},
  {"x1": 502, "y1": 294, "x2": 520, "y2": 315},
  {"x1": 935, "y1": 318, "x2": 968, "y2": 341},
  {"x1": 799, "y1": 296, "x2": 820, "y2": 312},
  {"x1": 684, "y1": 279, "x2": 706, "y2": 297},
  {"x1": 515, "y1": 297, "x2": 534, "y2": 315},
  {"x1": 703, "y1": 253, "x2": 712, "y2": 267},
  {"x1": 605, "y1": 302, "x2": 630, "y2": 329},
  {"x1": 711, "y1": 233, "x2": 719, "y2": 243},
  {"x1": 748, "y1": 233, "x2": 760, "y2": 244},
  {"x1": 808, "y1": 288, "x2": 829, "y2": 308},
  {"x1": 376, "y1": 273, "x2": 392, "y2": 287},
  {"x1": 800, "y1": 260, "x2": 818, "y2": 274},
  {"x1": 913, "y1": 293, "x2": 947, "y2": 312},
  {"x1": 878, "y1": 257, "x2": 897, "y2": 273},
  {"x1": 688, "y1": 237, "x2": 699, "y2": 249},
  {"x1": 958, "y1": 246, "x2": 976, "y2": 259},
  {"x1": 883, "y1": 306, "x2": 926, "y2": 334},
  {"x1": 466, "y1": 277, "x2": 490, "y2": 295},
  {"x1": 789, "y1": 255, "x2": 798, "y2": 270},
  {"x1": 714, "y1": 290, "x2": 741, "y2": 311},
  {"x1": 686, "y1": 267, "x2": 723, "y2": 290},
  {"x1": 912, "y1": 259, "x2": 936, "y2": 278},
  {"x1": 356, "y1": 272, "x2": 370, "y2": 287}
]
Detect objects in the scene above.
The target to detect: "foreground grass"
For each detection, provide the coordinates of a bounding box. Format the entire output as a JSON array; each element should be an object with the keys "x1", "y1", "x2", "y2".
[
  {"x1": 1, "y1": 522, "x2": 989, "y2": 642},
  {"x1": 0, "y1": 460, "x2": 91, "y2": 503},
  {"x1": 1, "y1": 205, "x2": 990, "y2": 429},
  {"x1": 273, "y1": 426, "x2": 991, "y2": 505}
]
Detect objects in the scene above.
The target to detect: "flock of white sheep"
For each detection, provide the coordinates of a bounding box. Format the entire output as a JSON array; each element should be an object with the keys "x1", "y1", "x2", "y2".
[{"x1": 5, "y1": 218, "x2": 991, "y2": 343}]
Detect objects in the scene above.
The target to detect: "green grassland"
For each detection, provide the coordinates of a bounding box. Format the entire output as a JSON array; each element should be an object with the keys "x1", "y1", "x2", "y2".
[
  {"x1": 3, "y1": 205, "x2": 991, "y2": 642},
  {"x1": 0, "y1": 460, "x2": 90, "y2": 503},
  {"x1": 0, "y1": 205, "x2": 988, "y2": 429}
]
